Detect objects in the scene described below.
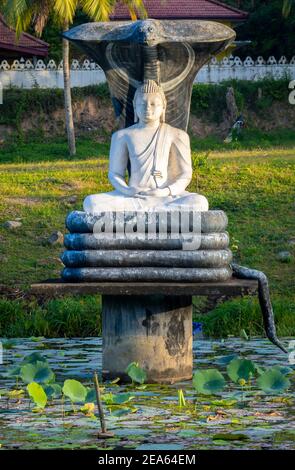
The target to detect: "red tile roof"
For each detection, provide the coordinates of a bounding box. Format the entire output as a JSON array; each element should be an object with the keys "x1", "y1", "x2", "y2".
[
  {"x1": 111, "y1": 0, "x2": 248, "y2": 21},
  {"x1": 0, "y1": 14, "x2": 49, "y2": 57}
]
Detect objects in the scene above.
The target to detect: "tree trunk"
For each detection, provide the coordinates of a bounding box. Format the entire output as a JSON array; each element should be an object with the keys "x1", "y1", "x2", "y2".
[{"x1": 63, "y1": 22, "x2": 76, "y2": 156}]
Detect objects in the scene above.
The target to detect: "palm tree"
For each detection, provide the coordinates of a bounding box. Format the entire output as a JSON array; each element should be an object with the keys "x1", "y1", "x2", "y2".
[{"x1": 1, "y1": 1, "x2": 146, "y2": 155}]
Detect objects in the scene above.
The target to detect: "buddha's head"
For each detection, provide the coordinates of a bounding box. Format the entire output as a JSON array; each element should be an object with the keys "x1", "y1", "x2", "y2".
[{"x1": 133, "y1": 80, "x2": 166, "y2": 124}]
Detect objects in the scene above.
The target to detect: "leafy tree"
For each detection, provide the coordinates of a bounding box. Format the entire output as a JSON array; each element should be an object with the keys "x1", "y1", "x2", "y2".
[
  {"x1": 1, "y1": 1, "x2": 146, "y2": 155},
  {"x1": 223, "y1": 0, "x2": 295, "y2": 59}
]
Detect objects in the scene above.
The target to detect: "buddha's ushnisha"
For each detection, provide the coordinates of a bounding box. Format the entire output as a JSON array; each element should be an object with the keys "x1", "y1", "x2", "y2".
[{"x1": 84, "y1": 80, "x2": 209, "y2": 212}]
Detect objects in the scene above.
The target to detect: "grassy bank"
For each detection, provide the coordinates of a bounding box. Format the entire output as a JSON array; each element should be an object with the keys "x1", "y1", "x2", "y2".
[{"x1": 0, "y1": 134, "x2": 294, "y2": 338}]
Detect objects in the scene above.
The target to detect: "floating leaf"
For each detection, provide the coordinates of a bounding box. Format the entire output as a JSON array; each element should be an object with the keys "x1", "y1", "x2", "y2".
[
  {"x1": 257, "y1": 368, "x2": 291, "y2": 394},
  {"x1": 213, "y1": 433, "x2": 249, "y2": 441},
  {"x1": 193, "y1": 369, "x2": 225, "y2": 395},
  {"x1": 112, "y1": 393, "x2": 135, "y2": 405},
  {"x1": 22, "y1": 352, "x2": 48, "y2": 365},
  {"x1": 272, "y1": 365, "x2": 294, "y2": 376},
  {"x1": 215, "y1": 354, "x2": 237, "y2": 365},
  {"x1": 2, "y1": 340, "x2": 17, "y2": 349},
  {"x1": 20, "y1": 362, "x2": 55, "y2": 384},
  {"x1": 254, "y1": 364, "x2": 265, "y2": 375},
  {"x1": 85, "y1": 388, "x2": 96, "y2": 403},
  {"x1": 227, "y1": 358, "x2": 256, "y2": 382},
  {"x1": 62, "y1": 379, "x2": 87, "y2": 403},
  {"x1": 111, "y1": 407, "x2": 133, "y2": 417},
  {"x1": 211, "y1": 398, "x2": 237, "y2": 407},
  {"x1": 126, "y1": 362, "x2": 147, "y2": 384},
  {"x1": 137, "y1": 443, "x2": 184, "y2": 450},
  {"x1": 29, "y1": 337, "x2": 46, "y2": 342},
  {"x1": 1, "y1": 366, "x2": 21, "y2": 378},
  {"x1": 102, "y1": 392, "x2": 134, "y2": 406},
  {"x1": 178, "y1": 429, "x2": 198, "y2": 438},
  {"x1": 44, "y1": 384, "x2": 62, "y2": 399},
  {"x1": 27, "y1": 382, "x2": 47, "y2": 409}
]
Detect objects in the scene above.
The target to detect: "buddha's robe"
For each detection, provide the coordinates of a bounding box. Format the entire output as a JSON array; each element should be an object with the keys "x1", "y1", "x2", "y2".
[{"x1": 84, "y1": 123, "x2": 209, "y2": 213}]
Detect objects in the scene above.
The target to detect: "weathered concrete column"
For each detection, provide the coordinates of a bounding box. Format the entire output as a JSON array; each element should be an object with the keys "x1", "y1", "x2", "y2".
[{"x1": 102, "y1": 294, "x2": 192, "y2": 384}]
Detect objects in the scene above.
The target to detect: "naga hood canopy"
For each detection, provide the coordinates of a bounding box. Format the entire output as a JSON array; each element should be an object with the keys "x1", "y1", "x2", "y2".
[{"x1": 64, "y1": 19, "x2": 235, "y2": 130}]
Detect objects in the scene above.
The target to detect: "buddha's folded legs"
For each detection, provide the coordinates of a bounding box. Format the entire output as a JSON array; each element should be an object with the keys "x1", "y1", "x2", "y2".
[
  {"x1": 83, "y1": 190, "x2": 209, "y2": 214},
  {"x1": 83, "y1": 191, "x2": 144, "y2": 213},
  {"x1": 165, "y1": 192, "x2": 209, "y2": 211}
]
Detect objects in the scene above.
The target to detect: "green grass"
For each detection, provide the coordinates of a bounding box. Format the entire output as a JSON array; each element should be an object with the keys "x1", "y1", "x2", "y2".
[
  {"x1": 0, "y1": 131, "x2": 294, "y2": 337},
  {"x1": 0, "y1": 296, "x2": 102, "y2": 338},
  {"x1": 194, "y1": 297, "x2": 295, "y2": 338}
]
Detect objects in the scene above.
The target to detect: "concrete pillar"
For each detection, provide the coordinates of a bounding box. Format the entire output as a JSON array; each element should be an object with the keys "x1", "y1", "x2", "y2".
[{"x1": 102, "y1": 294, "x2": 193, "y2": 384}]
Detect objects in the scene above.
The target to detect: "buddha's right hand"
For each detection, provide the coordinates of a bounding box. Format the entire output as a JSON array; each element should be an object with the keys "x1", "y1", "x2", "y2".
[{"x1": 124, "y1": 186, "x2": 148, "y2": 199}]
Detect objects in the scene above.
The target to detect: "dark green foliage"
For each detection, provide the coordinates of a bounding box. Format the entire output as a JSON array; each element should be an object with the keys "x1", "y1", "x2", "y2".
[
  {"x1": 190, "y1": 79, "x2": 290, "y2": 122},
  {"x1": 0, "y1": 84, "x2": 110, "y2": 132},
  {"x1": 223, "y1": 0, "x2": 295, "y2": 59}
]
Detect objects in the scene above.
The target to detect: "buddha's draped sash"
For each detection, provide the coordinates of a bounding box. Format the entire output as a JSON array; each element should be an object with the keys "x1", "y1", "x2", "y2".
[{"x1": 131, "y1": 123, "x2": 168, "y2": 188}]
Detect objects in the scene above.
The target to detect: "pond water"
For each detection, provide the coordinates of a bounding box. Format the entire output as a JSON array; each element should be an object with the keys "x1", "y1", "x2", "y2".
[{"x1": 0, "y1": 337, "x2": 294, "y2": 450}]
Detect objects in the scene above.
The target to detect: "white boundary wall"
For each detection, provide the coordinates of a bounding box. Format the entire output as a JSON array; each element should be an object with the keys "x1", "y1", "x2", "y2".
[{"x1": 0, "y1": 55, "x2": 294, "y2": 89}]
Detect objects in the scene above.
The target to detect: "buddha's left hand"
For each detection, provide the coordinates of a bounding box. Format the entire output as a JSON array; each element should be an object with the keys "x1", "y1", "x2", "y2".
[{"x1": 139, "y1": 188, "x2": 170, "y2": 197}]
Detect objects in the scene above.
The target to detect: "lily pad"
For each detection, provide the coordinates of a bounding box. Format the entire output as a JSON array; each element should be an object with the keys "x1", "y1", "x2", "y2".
[
  {"x1": 27, "y1": 382, "x2": 47, "y2": 409},
  {"x1": 22, "y1": 352, "x2": 48, "y2": 365},
  {"x1": 44, "y1": 384, "x2": 62, "y2": 399},
  {"x1": 257, "y1": 368, "x2": 291, "y2": 394},
  {"x1": 215, "y1": 354, "x2": 237, "y2": 365},
  {"x1": 193, "y1": 369, "x2": 226, "y2": 395},
  {"x1": 20, "y1": 362, "x2": 55, "y2": 384},
  {"x1": 227, "y1": 358, "x2": 256, "y2": 382},
  {"x1": 136, "y1": 443, "x2": 184, "y2": 450},
  {"x1": 126, "y1": 362, "x2": 147, "y2": 384},
  {"x1": 213, "y1": 433, "x2": 249, "y2": 441},
  {"x1": 62, "y1": 379, "x2": 87, "y2": 403}
]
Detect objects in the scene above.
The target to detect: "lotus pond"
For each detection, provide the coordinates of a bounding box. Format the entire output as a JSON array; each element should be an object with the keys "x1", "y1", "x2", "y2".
[{"x1": 0, "y1": 336, "x2": 294, "y2": 450}]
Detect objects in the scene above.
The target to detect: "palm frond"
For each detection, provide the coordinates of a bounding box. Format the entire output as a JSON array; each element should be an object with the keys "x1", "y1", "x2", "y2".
[
  {"x1": 121, "y1": 0, "x2": 147, "y2": 20},
  {"x1": 81, "y1": 0, "x2": 114, "y2": 22},
  {"x1": 53, "y1": 0, "x2": 79, "y2": 25},
  {"x1": 2, "y1": 0, "x2": 50, "y2": 36},
  {"x1": 2, "y1": 0, "x2": 34, "y2": 36}
]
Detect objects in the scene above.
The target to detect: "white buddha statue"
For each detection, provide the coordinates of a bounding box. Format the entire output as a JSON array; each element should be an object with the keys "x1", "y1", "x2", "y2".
[{"x1": 83, "y1": 80, "x2": 209, "y2": 213}]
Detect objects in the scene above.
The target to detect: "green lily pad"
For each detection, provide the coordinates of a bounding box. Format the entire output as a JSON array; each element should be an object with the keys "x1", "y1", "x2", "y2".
[
  {"x1": 22, "y1": 352, "x2": 48, "y2": 365},
  {"x1": 257, "y1": 368, "x2": 291, "y2": 394},
  {"x1": 215, "y1": 354, "x2": 237, "y2": 365},
  {"x1": 126, "y1": 362, "x2": 147, "y2": 384},
  {"x1": 44, "y1": 384, "x2": 62, "y2": 399},
  {"x1": 178, "y1": 429, "x2": 198, "y2": 438},
  {"x1": 137, "y1": 443, "x2": 184, "y2": 450},
  {"x1": 227, "y1": 358, "x2": 256, "y2": 382},
  {"x1": 213, "y1": 433, "x2": 249, "y2": 441},
  {"x1": 27, "y1": 382, "x2": 47, "y2": 409},
  {"x1": 193, "y1": 369, "x2": 226, "y2": 395},
  {"x1": 62, "y1": 379, "x2": 87, "y2": 403},
  {"x1": 85, "y1": 388, "x2": 96, "y2": 403},
  {"x1": 20, "y1": 362, "x2": 55, "y2": 384}
]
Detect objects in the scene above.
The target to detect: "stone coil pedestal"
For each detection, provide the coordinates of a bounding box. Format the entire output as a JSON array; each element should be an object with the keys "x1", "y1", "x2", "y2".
[{"x1": 58, "y1": 209, "x2": 233, "y2": 384}]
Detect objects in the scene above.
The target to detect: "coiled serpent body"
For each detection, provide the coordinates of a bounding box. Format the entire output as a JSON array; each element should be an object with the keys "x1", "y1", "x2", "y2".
[{"x1": 232, "y1": 263, "x2": 287, "y2": 353}]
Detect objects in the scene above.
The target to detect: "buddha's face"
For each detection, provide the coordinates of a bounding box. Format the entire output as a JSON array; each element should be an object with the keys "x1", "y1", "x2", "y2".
[{"x1": 135, "y1": 92, "x2": 165, "y2": 123}]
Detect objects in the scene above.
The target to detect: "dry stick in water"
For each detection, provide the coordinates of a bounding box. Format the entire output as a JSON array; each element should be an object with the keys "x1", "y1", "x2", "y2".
[{"x1": 94, "y1": 371, "x2": 114, "y2": 438}]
